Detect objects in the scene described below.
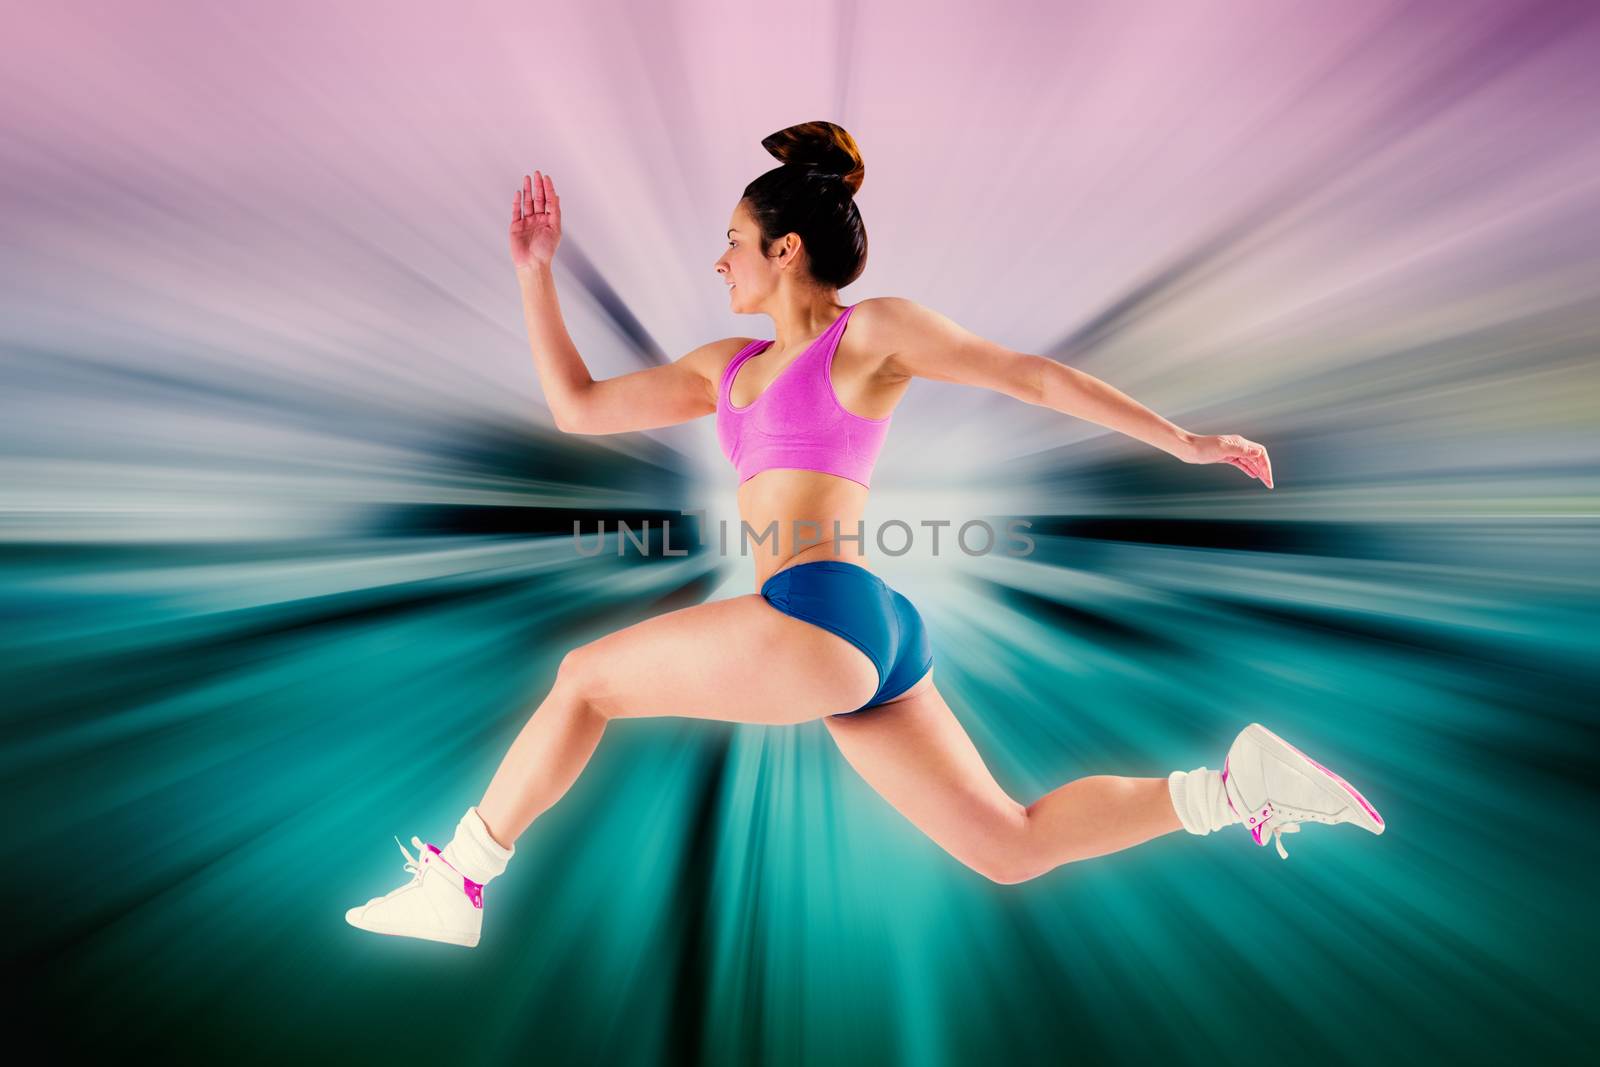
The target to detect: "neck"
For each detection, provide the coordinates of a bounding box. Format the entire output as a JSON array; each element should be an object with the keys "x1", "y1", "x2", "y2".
[{"x1": 765, "y1": 292, "x2": 847, "y2": 353}]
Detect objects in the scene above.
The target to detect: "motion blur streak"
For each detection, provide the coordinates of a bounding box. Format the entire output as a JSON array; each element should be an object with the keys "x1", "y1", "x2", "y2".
[{"x1": 3, "y1": 0, "x2": 1597, "y2": 1063}]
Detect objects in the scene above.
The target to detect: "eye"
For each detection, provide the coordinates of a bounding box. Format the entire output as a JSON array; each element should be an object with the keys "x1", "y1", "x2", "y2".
[{"x1": 727, "y1": 241, "x2": 736, "y2": 247}]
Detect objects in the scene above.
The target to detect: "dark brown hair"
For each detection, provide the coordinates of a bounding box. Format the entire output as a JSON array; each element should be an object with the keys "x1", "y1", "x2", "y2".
[{"x1": 741, "y1": 121, "x2": 867, "y2": 290}]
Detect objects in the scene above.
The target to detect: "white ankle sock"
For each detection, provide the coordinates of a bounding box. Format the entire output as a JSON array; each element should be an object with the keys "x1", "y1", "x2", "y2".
[
  {"x1": 1167, "y1": 767, "x2": 1242, "y2": 836},
  {"x1": 439, "y1": 806, "x2": 515, "y2": 885}
]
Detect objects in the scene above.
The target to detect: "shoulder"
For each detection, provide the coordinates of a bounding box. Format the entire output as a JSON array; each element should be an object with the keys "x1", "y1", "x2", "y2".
[
  {"x1": 677, "y1": 337, "x2": 763, "y2": 408},
  {"x1": 849, "y1": 296, "x2": 928, "y2": 380},
  {"x1": 680, "y1": 336, "x2": 762, "y2": 378},
  {"x1": 856, "y1": 297, "x2": 1038, "y2": 395},
  {"x1": 852, "y1": 295, "x2": 930, "y2": 339}
]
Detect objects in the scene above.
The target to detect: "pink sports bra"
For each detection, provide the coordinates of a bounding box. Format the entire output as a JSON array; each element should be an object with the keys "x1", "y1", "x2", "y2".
[{"x1": 716, "y1": 303, "x2": 891, "y2": 488}]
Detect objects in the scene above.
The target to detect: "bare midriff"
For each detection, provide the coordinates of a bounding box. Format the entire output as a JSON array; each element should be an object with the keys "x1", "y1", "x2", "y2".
[{"x1": 736, "y1": 468, "x2": 874, "y2": 589}]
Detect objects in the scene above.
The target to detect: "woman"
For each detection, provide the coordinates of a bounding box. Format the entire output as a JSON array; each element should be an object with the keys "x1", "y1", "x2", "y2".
[{"x1": 346, "y1": 122, "x2": 1384, "y2": 949}]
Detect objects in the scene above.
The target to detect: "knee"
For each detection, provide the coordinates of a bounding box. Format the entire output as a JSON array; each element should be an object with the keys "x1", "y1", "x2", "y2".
[
  {"x1": 975, "y1": 853, "x2": 1042, "y2": 886},
  {"x1": 555, "y1": 645, "x2": 606, "y2": 717},
  {"x1": 968, "y1": 809, "x2": 1041, "y2": 885}
]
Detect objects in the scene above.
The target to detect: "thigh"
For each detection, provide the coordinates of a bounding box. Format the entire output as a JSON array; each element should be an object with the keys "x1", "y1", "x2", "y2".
[
  {"x1": 824, "y1": 674, "x2": 1029, "y2": 877},
  {"x1": 565, "y1": 593, "x2": 881, "y2": 724}
]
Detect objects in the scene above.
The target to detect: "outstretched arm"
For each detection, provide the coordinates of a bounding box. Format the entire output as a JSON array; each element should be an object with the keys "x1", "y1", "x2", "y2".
[
  {"x1": 511, "y1": 171, "x2": 744, "y2": 435},
  {"x1": 518, "y1": 263, "x2": 745, "y2": 434},
  {"x1": 875, "y1": 297, "x2": 1273, "y2": 487}
]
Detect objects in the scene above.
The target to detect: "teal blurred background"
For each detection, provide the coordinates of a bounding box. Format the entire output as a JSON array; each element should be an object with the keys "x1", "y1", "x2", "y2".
[{"x1": 6, "y1": 0, "x2": 1599, "y2": 1064}]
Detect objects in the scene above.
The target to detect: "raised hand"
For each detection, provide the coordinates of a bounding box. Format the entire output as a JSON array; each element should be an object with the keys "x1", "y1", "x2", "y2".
[
  {"x1": 1186, "y1": 432, "x2": 1274, "y2": 488},
  {"x1": 510, "y1": 171, "x2": 562, "y2": 272}
]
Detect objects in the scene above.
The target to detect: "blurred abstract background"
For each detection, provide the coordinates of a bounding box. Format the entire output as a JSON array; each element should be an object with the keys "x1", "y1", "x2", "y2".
[{"x1": 5, "y1": 0, "x2": 1598, "y2": 1063}]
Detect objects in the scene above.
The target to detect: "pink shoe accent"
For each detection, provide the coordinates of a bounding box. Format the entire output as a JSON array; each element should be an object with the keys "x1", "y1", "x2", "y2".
[
  {"x1": 424, "y1": 842, "x2": 486, "y2": 909},
  {"x1": 1223, "y1": 760, "x2": 1274, "y2": 844},
  {"x1": 1246, "y1": 803, "x2": 1273, "y2": 845},
  {"x1": 1278, "y1": 738, "x2": 1385, "y2": 828}
]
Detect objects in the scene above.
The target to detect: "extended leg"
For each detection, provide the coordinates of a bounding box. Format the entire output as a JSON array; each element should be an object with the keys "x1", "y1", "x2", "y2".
[
  {"x1": 350, "y1": 591, "x2": 888, "y2": 946},
  {"x1": 477, "y1": 591, "x2": 884, "y2": 847},
  {"x1": 824, "y1": 673, "x2": 1182, "y2": 884}
]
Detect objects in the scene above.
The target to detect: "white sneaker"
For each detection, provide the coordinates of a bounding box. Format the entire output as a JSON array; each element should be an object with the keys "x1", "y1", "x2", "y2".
[
  {"x1": 1222, "y1": 723, "x2": 1386, "y2": 859},
  {"x1": 345, "y1": 835, "x2": 486, "y2": 947}
]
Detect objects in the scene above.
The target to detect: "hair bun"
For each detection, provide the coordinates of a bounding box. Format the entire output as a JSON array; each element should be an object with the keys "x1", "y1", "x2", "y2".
[
  {"x1": 742, "y1": 122, "x2": 870, "y2": 289},
  {"x1": 760, "y1": 120, "x2": 865, "y2": 197},
  {"x1": 807, "y1": 164, "x2": 853, "y2": 195}
]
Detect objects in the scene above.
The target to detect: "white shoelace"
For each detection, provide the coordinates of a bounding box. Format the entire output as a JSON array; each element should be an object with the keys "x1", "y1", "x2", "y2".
[
  {"x1": 1265, "y1": 821, "x2": 1300, "y2": 859},
  {"x1": 369, "y1": 835, "x2": 432, "y2": 902}
]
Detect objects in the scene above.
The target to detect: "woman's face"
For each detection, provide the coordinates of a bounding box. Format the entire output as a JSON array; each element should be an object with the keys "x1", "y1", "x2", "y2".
[{"x1": 714, "y1": 202, "x2": 770, "y2": 312}]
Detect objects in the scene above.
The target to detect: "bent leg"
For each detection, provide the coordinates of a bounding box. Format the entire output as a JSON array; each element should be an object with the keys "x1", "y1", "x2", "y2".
[
  {"x1": 824, "y1": 675, "x2": 1183, "y2": 883},
  {"x1": 823, "y1": 671, "x2": 1032, "y2": 882},
  {"x1": 477, "y1": 592, "x2": 883, "y2": 846}
]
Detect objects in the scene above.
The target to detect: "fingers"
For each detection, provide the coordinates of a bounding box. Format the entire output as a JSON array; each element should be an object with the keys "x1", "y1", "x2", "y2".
[
  {"x1": 513, "y1": 172, "x2": 559, "y2": 227},
  {"x1": 1242, "y1": 441, "x2": 1272, "y2": 488},
  {"x1": 543, "y1": 173, "x2": 560, "y2": 226},
  {"x1": 1219, "y1": 436, "x2": 1273, "y2": 489},
  {"x1": 1224, "y1": 454, "x2": 1274, "y2": 488}
]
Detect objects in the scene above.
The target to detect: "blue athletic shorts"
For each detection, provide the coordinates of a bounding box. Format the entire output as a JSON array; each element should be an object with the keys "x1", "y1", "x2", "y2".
[{"x1": 759, "y1": 560, "x2": 934, "y2": 716}]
